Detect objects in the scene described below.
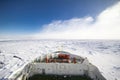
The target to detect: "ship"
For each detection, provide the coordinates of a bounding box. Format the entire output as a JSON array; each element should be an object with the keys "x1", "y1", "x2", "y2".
[{"x1": 8, "y1": 51, "x2": 106, "y2": 80}]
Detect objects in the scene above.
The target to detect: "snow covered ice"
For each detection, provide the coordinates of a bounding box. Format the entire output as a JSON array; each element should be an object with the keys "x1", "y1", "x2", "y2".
[{"x1": 0, "y1": 40, "x2": 120, "y2": 80}]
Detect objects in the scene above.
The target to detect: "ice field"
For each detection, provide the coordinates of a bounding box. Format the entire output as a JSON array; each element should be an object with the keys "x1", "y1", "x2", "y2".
[{"x1": 0, "y1": 40, "x2": 120, "y2": 80}]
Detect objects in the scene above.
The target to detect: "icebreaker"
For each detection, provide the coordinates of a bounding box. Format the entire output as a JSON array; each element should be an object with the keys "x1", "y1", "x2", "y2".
[{"x1": 8, "y1": 51, "x2": 106, "y2": 80}]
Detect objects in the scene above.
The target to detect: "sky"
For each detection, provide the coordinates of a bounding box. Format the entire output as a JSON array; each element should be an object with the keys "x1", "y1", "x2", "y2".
[{"x1": 0, "y1": 0, "x2": 120, "y2": 39}]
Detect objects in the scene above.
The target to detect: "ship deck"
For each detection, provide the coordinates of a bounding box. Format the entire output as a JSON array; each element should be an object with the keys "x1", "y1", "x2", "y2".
[{"x1": 28, "y1": 74, "x2": 93, "y2": 80}]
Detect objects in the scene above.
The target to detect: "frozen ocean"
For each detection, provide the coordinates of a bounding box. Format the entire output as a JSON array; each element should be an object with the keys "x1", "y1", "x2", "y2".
[{"x1": 0, "y1": 40, "x2": 120, "y2": 80}]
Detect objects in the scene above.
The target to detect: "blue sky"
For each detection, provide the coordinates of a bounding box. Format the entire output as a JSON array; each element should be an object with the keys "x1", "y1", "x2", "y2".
[{"x1": 0, "y1": 0, "x2": 119, "y2": 35}]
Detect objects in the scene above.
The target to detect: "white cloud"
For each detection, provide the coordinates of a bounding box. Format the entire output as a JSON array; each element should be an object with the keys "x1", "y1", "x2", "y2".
[
  {"x1": 33, "y1": 1, "x2": 120, "y2": 39},
  {"x1": 1, "y1": 2, "x2": 120, "y2": 40}
]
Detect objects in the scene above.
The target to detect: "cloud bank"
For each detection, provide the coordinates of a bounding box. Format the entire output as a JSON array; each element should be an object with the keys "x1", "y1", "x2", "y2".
[{"x1": 34, "y1": 2, "x2": 120, "y2": 39}]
